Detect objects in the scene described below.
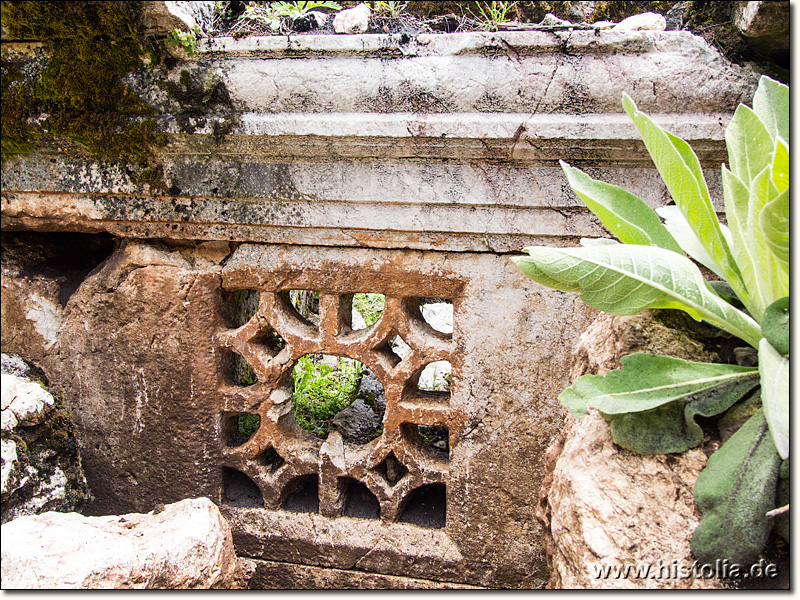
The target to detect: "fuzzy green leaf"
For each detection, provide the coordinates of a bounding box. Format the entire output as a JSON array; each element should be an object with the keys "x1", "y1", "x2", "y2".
[
  {"x1": 760, "y1": 188, "x2": 789, "y2": 268},
  {"x1": 560, "y1": 354, "x2": 759, "y2": 453},
  {"x1": 560, "y1": 160, "x2": 683, "y2": 252},
  {"x1": 752, "y1": 75, "x2": 789, "y2": 144},
  {"x1": 771, "y1": 137, "x2": 789, "y2": 193},
  {"x1": 512, "y1": 244, "x2": 761, "y2": 347},
  {"x1": 568, "y1": 354, "x2": 759, "y2": 415},
  {"x1": 608, "y1": 374, "x2": 759, "y2": 454},
  {"x1": 722, "y1": 165, "x2": 788, "y2": 319},
  {"x1": 656, "y1": 205, "x2": 731, "y2": 278},
  {"x1": 759, "y1": 338, "x2": 789, "y2": 460},
  {"x1": 622, "y1": 94, "x2": 743, "y2": 297},
  {"x1": 725, "y1": 104, "x2": 774, "y2": 184},
  {"x1": 691, "y1": 409, "x2": 782, "y2": 564}
]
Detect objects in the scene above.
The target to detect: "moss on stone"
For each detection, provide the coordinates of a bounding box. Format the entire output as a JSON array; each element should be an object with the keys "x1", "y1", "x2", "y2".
[{"x1": 0, "y1": 1, "x2": 165, "y2": 170}]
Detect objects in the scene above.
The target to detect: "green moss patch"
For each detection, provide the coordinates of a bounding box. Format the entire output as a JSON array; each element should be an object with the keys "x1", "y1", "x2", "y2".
[{"x1": 1, "y1": 1, "x2": 165, "y2": 167}]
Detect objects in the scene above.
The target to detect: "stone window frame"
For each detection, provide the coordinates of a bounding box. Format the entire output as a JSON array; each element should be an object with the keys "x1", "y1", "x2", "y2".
[{"x1": 215, "y1": 268, "x2": 463, "y2": 526}]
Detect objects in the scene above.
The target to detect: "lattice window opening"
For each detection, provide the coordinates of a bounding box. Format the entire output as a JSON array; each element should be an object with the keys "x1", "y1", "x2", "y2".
[
  {"x1": 398, "y1": 483, "x2": 447, "y2": 530},
  {"x1": 223, "y1": 467, "x2": 264, "y2": 508},
  {"x1": 281, "y1": 474, "x2": 320, "y2": 513},
  {"x1": 291, "y1": 353, "x2": 384, "y2": 445},
  {"x1": 339, "y1": 477, "x2": 381, "y2": 520},
  {"x1": 401, "y1": 423, "x2": 450, "y2": 463},
  {"x1": 222, "y1": 411, "x2": 261, "y2": 448},
  {"x1": 215, "y1": 284, "x2": 459, "y2": 526}
]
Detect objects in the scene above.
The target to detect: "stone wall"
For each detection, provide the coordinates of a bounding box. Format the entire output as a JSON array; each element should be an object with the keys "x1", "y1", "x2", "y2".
[{"x1": 1, "y1": 13, "x2": 759, "y2": 589}]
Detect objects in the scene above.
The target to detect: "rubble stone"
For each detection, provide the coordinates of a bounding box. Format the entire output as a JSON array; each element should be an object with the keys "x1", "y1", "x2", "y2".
[{"x1": 0, "y1": 497, "x2": 238, "y2": 589}]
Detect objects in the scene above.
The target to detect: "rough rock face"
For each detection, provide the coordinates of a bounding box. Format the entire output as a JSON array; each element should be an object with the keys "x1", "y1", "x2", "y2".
[
  {"x1": 56, "y1": 239, "x2": 231, "y2": 516},
  {"x1": 0, "y1": 497, "x2": 239, "y2": 589},
  {"x1": 1, "y1": 354, "x2": 90, "y2": 524},
  {"x1": 537, "y1": 311, "x2": 735, "y2": 589}
]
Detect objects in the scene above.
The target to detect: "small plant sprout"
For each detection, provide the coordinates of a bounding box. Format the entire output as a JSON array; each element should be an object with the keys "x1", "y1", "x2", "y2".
[
  {"x1": 166, "y1": 25, "x2": 200, "y2": 55},
  {"x1": 371, "y1": 1, "x2": 408, "y2": 18},
  {"x1": 240, "y1": 1, "x2": 341, "y2": 30},
  {"x1": 472, "y1": 1, "x2": 516, "y2": 31},
  {"x1": 512, "y1": 76, "x2": 789, "y2": 566}
]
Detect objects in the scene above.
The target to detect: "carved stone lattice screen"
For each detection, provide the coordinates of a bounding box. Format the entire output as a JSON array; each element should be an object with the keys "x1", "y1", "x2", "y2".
[{"x1": 216, "y1": 277, "x2": 459, "y2": 525}]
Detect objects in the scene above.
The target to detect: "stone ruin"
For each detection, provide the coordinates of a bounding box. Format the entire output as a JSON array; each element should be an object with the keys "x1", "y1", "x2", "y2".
[{"x1": 1, "y1": 5, "x2": 760, "y2": 589}]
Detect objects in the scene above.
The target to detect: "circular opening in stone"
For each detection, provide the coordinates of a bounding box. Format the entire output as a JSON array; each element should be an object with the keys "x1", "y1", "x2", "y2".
[{"x1": 291, "y1": 353, "x2": 384, "y2": 444}]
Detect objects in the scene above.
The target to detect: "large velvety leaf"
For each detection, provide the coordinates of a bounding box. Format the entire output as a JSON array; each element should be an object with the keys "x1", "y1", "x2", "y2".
[
  {"x1": 559, "y1": 160, "x2": 683, "y2": 252},
  {"x1": 752, "y1": 75, "x2": 789, "y2": 144},
  {"x1": 559, "y1": 353, "x2": 759, "y2": 452},
  {"x1": 622, "y1": 94, "x2": 743, "y2": 297},
  {"x1": 771, "y1": 137, "x2": 789, "y2": 193},
  {"x1": 759, "y1": 338, "x2": 789, "y2": 460},
  {"x1": 606, "y1": 372, "x2": 760, "y2": 454},
  {"x1": 656, "y1": 205, "x2": 730, "y2": 278},
  {"x1": 725, "y1": 104, "x2": 774, "y2": 184},
  {"x1": 691, "y1": 409, "x2": 782, "y2": 564},
  {"x1": 567, "y1": 353, "x2": 759, "y2": 415},
  {"x1": 512, "y1": 244, "x2": 761, "y2": 346},
  {"x1": 749, "y1": 166, "x2": 790, "y2": 309},
  {"x1": 760, "y1": 188, "x2": 789, "y2": 268},
  {"x1": 722, "y1": 165, "x2": 788, "y2": 320}
]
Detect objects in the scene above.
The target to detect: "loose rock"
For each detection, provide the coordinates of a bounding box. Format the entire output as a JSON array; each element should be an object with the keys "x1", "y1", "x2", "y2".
[
  {"x1": 0, "y1": 497, "x2": 239, "y2": 589},
  {"x1": 1, "y1": 355, "x2": 90, "y2": 524},
  {"x1": 538, "y1": 311, "x2": 730, "y2": 589},
  {"x1": 331, "y1": 399, "x2": 380, "y2": 445},
  {"x1": 333, "y1": 3, "x2": 370, "y2": 34},
  {"x1": 612, "y1": 12, "x2": 666, "y2": 31}
]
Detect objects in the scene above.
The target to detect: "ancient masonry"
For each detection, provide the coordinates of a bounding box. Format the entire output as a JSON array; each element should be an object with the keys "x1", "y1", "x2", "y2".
[{"x1": 1, "y1": 17, "x2": 758, "y2": 589}]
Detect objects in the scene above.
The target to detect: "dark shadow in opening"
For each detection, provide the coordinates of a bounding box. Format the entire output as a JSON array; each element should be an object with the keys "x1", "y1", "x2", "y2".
[
  {"x1": 281, "y1": 474, "x2": 319, "y2": 514},
  {"x1": 374, "y1": 452, "x2": 408, "y2": 487},
  {"x1": 223, "y1": 412, "x2": 260, "y2": 447},
  {"x1": 259, "y1": 447, "x2": 285, "y2": 473},
  {"x1": 223, "y1": 468, "x2": 263, "y2": 508},
  {"x1": 1, "y1": 232, "x2": 116, "y2": 307},
  {"x1": 340, "y1": 477, "x2": 381, "y2": 520},
  {"x1": 398, "y1": 483, "x2": 446, "y2": 529},
  {"x1": 224, "y1": 350, "x2": 258, "y2": 387},
  {"x1": 417, "y1": 424, "x2": 449, "y2": 458}
]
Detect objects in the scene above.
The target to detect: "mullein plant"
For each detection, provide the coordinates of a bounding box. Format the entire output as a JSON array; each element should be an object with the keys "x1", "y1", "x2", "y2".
[{"x1": 512, "y1": 76, "x2": 788, "y2": 565}]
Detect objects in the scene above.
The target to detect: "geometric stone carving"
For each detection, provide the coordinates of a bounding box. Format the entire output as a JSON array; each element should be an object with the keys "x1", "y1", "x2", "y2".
[{"x1": 215, "y1": 275, "x2": 460, "y2": 525}]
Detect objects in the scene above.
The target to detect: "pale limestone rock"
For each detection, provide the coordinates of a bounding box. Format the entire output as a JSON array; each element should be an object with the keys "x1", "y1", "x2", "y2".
[
  {"x1": 612, "y1": 12, "x2": 666, "y2": 31},
  {"x1": 0, "y1": 498, "x2": 238, "y2": 589},
  {"x1": 333, "y1": 3, "x2": 370, "y2": 34},
  {"x1": 538, "y1": 311, "x2": 731, "y2": 589},
  {"x1": 304, "y1": 11, "x2": 328, "y2": 29},
  {"x1": 421, "y1": 302, "x2": 453, "y2": 335},
  {"x1": 1, "y1": 409, "x2": 18, "y2": 432},
  {"x1": 1, "y1": 356, "x2": 90, "y2": 523},
  {"x1": 1, "y1": 374, "x2": 55, "y2": 426},
  {"x1": 539, "y1": 13, "x2": 572, "y2": 27},
  {"x1": 1, "y1": 438, "x2": 19, "y2": 496},
  {"x1": 733, "y1": 0, "x2": 789, "y2": 57}
]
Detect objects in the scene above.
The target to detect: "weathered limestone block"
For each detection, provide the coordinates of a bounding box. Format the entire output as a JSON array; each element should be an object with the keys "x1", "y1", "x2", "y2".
[
  {"x1": 1, "y1": 233, "x2": 115, "y2": 382},
  {"x1": 1, "y1": 355, "x2": 90, "y2": 524},
  {"x1": 733, "y1": 1, "x2": 790, "y2": 58},
  {"x1": 56, "y1": 240, "x2": 231, "y2": 516},
  {"x1": 0, "y1": 497, "x2": 238, "y2": 589},
  {"x1": 538, "y1": 311, "x2": 737, "y2": 589},
  {"x1": 238, "y1": 557, "x2": 484, "y2": 589}
]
